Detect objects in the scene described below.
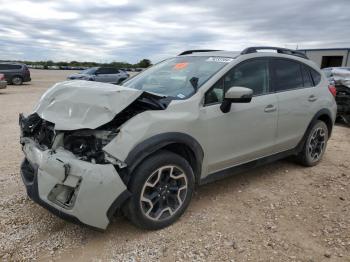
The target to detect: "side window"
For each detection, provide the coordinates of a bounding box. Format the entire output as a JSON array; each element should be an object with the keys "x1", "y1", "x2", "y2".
[
  {"x1": 96, "y1": 68, "x2": 109, "y2": 74},
  {"x1": 0, "y1": 64, "x2": 20, "y2": 70},
  {"x1": 109, "y1": 68, "x2": 119, "y2": 74},
  {"x1": 204, "y1": 78, "x2": 224, "y2": 105},
  {"x1": 12, "y1": 65, "x2": 22, "y2": 70},
  {"x1": 272, "y1": 59, "x2": 303, "y2": 91},
  {"x1": 301, "y1": 65, "x2": 313, "y2": 87},
  {"x1": 104, "y1": 68, "x2": 114, "y2": 74},
  {"x1": 310, "y1": 69, "x2": 321, "y2": 86},
  {"x1": 225, "y1": 59, "x2": 269, "y2": 96},
  {"x1": 204, "y1": 59, "x2": 269, "y2": 105}
]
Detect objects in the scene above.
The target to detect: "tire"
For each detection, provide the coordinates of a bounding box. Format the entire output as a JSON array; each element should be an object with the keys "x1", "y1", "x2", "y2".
[
  {"x1": 124, "y1": 150, "x2": 195, "y2": 230},
  {"x1": 11, "y1": 76, "x2": 23, "y2": 85},
  {"x1": 296, "y1": 120, "x2": 329, "y2": 167}
]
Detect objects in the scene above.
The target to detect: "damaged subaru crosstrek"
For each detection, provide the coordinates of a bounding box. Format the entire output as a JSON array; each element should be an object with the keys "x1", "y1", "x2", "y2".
[{"x1": 19, "y1": 47, "x2": 337, "y2": 230}]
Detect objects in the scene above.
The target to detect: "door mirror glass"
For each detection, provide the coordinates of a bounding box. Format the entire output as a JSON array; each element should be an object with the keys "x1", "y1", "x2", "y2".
[{"x1": 221, "y1": 86, "x2": 253, "y2": 113}]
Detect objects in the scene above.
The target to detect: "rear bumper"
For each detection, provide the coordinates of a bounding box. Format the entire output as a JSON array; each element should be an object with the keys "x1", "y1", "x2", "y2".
[
  {"x1": 20, "y1": 138, "x2": 131, "y2": 230},
  {"x1": 23, "y1": 75, "x2": 31, "y2": 82}
]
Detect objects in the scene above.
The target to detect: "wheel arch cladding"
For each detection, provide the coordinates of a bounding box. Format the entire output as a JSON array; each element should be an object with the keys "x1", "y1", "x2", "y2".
[
  {"x1": 124, "y1": 132, "x2": 204, "y2": 185},
  {"x1": 317, "y1": 113, "x2": 333, "y2": 137},
  {"x1": 297, "y1": 108, "x2": 334, "y2": 152}
]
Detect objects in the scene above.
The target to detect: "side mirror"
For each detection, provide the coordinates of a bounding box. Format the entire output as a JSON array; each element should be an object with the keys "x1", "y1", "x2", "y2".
[{"x1": 220, "y1": 86, "x2": 253, "y2": 113}]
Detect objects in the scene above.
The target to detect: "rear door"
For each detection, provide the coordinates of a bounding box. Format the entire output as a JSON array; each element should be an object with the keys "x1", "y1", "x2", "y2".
[
  {"x1": 271, "y1": 58, "x2": 318, "y2": 151},
  {"x1": 95, "y1": 68, "x2": 113, "y2": 83},
  {"x1": 110, "y1": 68, "x2": 122, "y2": 84}
]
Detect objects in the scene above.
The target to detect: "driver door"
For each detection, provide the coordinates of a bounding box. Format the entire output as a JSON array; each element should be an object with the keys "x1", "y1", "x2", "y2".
[{"x1": 200, "y1": 58, "x2": 278, "y2": 174}]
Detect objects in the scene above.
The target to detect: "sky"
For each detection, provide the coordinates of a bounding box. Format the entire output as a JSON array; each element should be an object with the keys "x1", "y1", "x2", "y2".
[{"x1": 0, "y1": 0, "x2": 349, "y2": 64}]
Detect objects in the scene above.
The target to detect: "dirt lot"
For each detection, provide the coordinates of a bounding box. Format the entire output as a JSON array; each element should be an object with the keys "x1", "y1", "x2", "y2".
[{"x1": 0, "y1": 69, "x2": 349, "y2": 261}]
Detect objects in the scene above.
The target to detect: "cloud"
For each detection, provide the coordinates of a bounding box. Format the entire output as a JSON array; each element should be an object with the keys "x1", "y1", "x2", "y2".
[{"x1": 0, "y1": 0, "x2": 349, "y2": 63}]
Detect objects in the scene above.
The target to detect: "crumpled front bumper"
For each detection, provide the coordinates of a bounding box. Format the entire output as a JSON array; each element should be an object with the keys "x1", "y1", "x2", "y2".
[{"x1": 20, "y1": 138, "x2": 131, "y2": 230}]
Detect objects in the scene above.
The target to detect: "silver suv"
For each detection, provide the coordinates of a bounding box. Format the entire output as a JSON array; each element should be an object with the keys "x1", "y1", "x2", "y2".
[
  {"x1": 67, "y1": 67, "x2": 129, "y2": 84},
  {"x1": 19, "y1": 47, "x2": 337, "y2": 230}
]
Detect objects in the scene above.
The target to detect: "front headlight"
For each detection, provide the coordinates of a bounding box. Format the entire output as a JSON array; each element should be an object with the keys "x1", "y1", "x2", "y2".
[{"x1": 63, "y1": 130, "x2": 118, "y2": 163}]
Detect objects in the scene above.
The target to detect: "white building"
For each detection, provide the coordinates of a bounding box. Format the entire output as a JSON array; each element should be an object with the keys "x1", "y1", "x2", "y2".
[{"x1": 298, "y1": 48, "x2": 350, "y2": 68}]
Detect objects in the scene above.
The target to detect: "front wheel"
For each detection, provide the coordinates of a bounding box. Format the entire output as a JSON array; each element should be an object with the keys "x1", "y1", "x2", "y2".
[
  {"x1": 124, "y1": 150, "x2": 195, "y2": 230},
  {"x1": 296, "y1": 120, "x2": 329, "y2": 166}
]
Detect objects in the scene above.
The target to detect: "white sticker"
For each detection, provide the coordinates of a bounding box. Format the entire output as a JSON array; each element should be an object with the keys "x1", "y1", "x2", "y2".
[
  {"x1": 206, "y1": 57, "x2": 234, "y2": 63},
  {"x1": 177, "y1": 93, "x2": 186, "y2": 99}
]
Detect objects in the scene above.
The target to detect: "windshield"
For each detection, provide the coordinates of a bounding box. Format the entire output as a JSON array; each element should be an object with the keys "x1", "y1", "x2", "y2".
[
  {"x1": 123, "y1": 56, "x2": 233, "y2": 99},
  {"x1": 80, "y1": 68, "x2": 97, "y2": 75}
]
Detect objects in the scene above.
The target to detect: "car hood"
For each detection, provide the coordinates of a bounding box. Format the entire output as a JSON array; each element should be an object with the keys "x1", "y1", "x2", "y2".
[{"x1": 34, "y1": 80, "x2": 144, "y2": 130}]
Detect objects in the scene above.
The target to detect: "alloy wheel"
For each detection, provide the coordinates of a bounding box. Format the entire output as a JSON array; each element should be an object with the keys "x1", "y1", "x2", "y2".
[
  {"x1": 307, "y1": 127, "x2": 326, "y2": 162},
  {"x1": 140, "y1": 165, "x2": 188, "y2": 221}
]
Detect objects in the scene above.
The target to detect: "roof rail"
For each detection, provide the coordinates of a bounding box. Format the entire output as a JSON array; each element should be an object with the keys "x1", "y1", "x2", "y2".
[
  {"x1": 178, "y1": 49, "x2": 222, "y2": 56},
  {"x1": 240, "y1": 46, "x2": 308, "y2": 59}
]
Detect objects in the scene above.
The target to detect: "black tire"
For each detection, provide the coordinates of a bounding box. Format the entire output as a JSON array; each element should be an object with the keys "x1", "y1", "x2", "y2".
[
  {"x1": 124, "y1": 150, "x2": 195, "y2": 230},
  {"x1": 296, "y1": 120, "x2": 329, "y2": 167},
  {"x1": 11, "y1": 76, "x2": 23, "y2": 85}
]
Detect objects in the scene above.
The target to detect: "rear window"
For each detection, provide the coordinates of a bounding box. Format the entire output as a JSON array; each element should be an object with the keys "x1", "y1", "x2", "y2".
[
  {"x1": 301, "y1": 65, "x2": 313, "y2": 87},
  {"x1": 0, "y1": 64, "x2": 22, "y2": 70},
  {"x1": 310, "y1": 69, "x2": 321, "y2": 86}
]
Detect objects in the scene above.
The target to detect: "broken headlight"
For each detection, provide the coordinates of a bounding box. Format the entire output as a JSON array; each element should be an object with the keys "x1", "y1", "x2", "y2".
[{"x1": 63, "y1": 130, "x2": 117, "y2": 163}]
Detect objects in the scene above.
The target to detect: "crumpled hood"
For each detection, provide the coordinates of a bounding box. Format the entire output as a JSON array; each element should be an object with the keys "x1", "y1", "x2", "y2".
[{"x1": 34, "y1": 80, "x2": 143, "y2": 130}]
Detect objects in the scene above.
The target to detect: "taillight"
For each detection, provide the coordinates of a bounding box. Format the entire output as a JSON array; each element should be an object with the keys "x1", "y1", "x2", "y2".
[
  {"x1": 0, "y1": 74, "x2": 4, "y2": 81},
  {"x1": 328, "y1": 85, "x2": 337, "y2": 97}
]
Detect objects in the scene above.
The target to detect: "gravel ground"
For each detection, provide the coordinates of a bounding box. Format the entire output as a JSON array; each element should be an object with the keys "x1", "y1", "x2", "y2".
[{"x1": 0, "y1": 69, "x2": 349, "y2": 261}]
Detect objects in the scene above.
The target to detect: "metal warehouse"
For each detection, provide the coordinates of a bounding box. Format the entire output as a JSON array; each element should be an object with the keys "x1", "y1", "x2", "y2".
[{"x1": 299, "y1": 48, "x2": 350, "y2": 68}]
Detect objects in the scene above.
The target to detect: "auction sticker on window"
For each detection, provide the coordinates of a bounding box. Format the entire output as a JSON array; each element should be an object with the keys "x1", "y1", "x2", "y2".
[
  {"x1": 174, "y1": 62, "x2": 189, "y2": 70},
  {"x1": 206, "y1": 57, "x2": 234, "y2": 63}
]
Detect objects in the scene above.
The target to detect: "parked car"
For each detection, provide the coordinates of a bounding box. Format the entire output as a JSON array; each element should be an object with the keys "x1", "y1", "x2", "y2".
[
  {"x1": 0, "y1": 62, "x2": 31, "y2": 85},
  {"x1": 67, "y1": 67, "x2": 130, "y2": 84},
  {"x1": 19, "y1": 47, "x2": 336, "y2": 230},
  {"x1": 322, "y1": 67, "x2": 350, "y2": 124},
  {"x1": 0, "y1": 73, "x2": 7, "y2": 89}
]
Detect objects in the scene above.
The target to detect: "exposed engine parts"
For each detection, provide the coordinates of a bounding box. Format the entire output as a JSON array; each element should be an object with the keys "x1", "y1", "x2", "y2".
[
  {"x1": 19, "y1": 91, "x2": 170, "y2": 165},
  {"x1": 63, "y1": 130, "x2": 118, "y2": 163},
  {"x1": 19, "y1": 113, "x2": 55, "y2": 149}
]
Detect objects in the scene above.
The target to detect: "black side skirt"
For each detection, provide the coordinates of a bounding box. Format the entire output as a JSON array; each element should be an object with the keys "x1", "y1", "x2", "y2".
[{"x1": 200, "y1": 148, "x2": 298, "y2": 185}]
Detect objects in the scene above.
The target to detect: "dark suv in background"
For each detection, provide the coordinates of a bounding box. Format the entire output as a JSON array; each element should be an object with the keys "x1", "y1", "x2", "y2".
[{"x1": 0, "y1": 62, "x2": 31, "y2": 85}]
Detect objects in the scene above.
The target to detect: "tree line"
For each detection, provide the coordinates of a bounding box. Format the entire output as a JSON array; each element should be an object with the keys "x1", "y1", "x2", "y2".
[{"x1": 1, "y1": 59, "x2": 152, "y2": 69}]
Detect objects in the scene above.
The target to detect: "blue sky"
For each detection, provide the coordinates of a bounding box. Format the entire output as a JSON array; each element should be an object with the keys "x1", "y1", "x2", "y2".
[{"x1": 0, "y1": 0, "x2": 349, "y2": 63}]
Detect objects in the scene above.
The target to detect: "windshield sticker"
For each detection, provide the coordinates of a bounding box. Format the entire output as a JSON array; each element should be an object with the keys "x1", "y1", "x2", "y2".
[
  {"x1": 177, "y1": 93, "x2": 186, "y2": 99},
  {"x1": 206, "y1": 57, "x2": 234, "y2": 63},
  {"x1": 174, "y1": 62, "x2": 189, "y2": 70}
]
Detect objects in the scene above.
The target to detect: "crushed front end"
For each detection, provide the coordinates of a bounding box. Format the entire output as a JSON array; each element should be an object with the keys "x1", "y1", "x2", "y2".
[{"x1": 19, "y1": 113, "x2": 131, "y2": 230}]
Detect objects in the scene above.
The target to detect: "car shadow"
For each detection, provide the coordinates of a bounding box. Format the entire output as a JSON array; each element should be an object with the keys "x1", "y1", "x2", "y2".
[{"x1": 102, "y1": 158, "x2": 301, "y2": 237}]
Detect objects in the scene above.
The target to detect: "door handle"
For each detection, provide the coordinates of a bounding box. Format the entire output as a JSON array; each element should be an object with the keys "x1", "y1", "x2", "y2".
[
  {"x1": 308, "y1": 95, "x2": 317, "y2": 102},
  {"x1": 264, "y1": 104, "x2": 277, "y2": 113}
]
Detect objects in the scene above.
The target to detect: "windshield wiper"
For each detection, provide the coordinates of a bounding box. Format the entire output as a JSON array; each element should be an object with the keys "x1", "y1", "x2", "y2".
[{"x1": 190, "y1": 77, "x2": 199, "y2": 92}]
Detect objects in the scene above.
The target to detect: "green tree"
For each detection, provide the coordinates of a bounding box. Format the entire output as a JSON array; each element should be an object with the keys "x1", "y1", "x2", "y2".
[{"x1": 137, "y1": 59, "x2": 152, "y2": 68}]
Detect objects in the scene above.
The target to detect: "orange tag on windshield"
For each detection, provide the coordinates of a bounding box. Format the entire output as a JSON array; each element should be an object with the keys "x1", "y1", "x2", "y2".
[{"x1": 174, "y1": 62, "x2": 188, "y2": 70}]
